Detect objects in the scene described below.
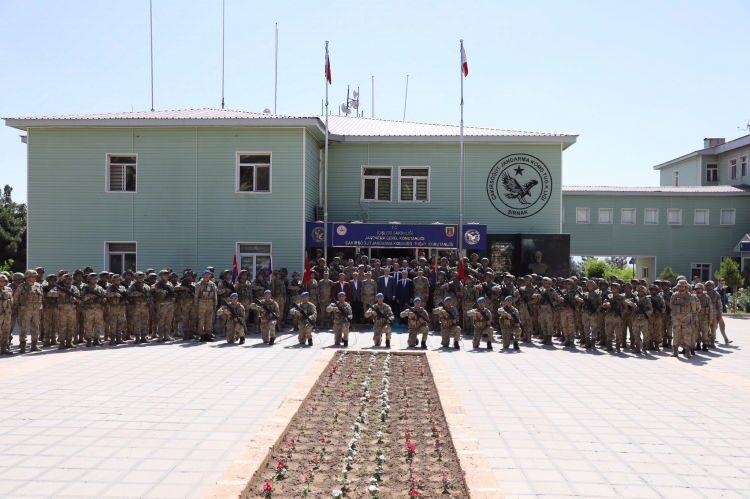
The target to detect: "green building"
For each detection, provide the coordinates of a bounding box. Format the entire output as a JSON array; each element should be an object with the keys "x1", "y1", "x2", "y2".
[{"x1": 4, "y1": 109, "x2": 749, "y2": 281}]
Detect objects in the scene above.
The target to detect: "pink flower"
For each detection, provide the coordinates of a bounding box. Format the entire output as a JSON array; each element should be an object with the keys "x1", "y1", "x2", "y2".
[
  {"x1": 406, "y1": 440, "x2": 417, "y2": 455},
  {"x1": 262, "y1": 481, "x2": 273, "y2": 492},
  {"x1": 276, "y1": 459, "x2": 287, "y2": 470},
  {"x1": 409, "y1": 488, "x2": 422, "y2": 497}
]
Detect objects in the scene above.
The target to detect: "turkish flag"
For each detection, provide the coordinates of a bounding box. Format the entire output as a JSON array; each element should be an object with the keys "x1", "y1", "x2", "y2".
[
  {"x1": 457, "y1": 259, "x2": 466, "y2": 280},
  {"x1": 460, "y1": 42, "x2": 468, "y2": 77},
  {"x1": 303, "y1": 254, "x2": 312, "y2": 284}
]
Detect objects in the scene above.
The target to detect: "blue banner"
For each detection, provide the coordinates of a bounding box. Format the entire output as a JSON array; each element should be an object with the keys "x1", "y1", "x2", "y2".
[{"x1": 305, "y1": 222, "x2": 486, "y2": 250}]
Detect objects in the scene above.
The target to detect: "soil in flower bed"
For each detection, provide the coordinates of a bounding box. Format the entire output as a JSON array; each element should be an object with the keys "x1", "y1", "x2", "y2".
[{"x1": 242, "y1": 351, "x2": 468, "y2": 498}]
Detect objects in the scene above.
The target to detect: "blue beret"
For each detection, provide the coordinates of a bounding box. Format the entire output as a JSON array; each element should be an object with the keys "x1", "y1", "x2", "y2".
[
  {"x1": 202, "y1": 269, "x2": 212, "y2": 276},
  {"x1": 444, "y1": 295, "x2": 453, "y2": 301},
  {"x1": 300, "y1": 291, "x2": 309, "y2": 297},
  {"x1": 229, "y1": 293, "x2": 238, "y2": 298},
  {"x1": 337, "y1": 291, "x2": 346, "y2": 297},
  {"x1": 477, "y1": 297, "x2": 486, "y2": 303},
  {"x1": 264, "y1": 289, "x2": 272, "y2": 294},
  {"x1": 375, "y1": 292, "x2": 384, "y2": 298},
  {"x1": 414, "y1": 297, "x2": 422, "y2": 303}
]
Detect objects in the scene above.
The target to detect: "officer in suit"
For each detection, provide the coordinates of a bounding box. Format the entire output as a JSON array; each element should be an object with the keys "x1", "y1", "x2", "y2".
[
  {"x1": 395, "y1": 269, "x2": 414, "y2": 322},
  {"x1": 377, "y1": 267, "x2": 397, "y2": 312},
  {"x1": 349, "y1": 271, "x2": 363, "y2": 323}
]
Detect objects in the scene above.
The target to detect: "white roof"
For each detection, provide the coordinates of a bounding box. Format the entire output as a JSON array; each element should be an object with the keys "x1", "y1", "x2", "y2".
[
  {"x1": 652, "y1": 133, "x2": 750, "y2": 170},
  {"x1": 563, "y1": 185, "x2": 750, "y2": 196}
]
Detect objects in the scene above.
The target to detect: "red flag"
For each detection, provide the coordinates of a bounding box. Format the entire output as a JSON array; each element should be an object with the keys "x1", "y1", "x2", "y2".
[
  {"x1": 457, "y1": 259, "x2": 466, "y2": 280},
  {"x1": 303, "y1": 254, "x2": 312, "y2": 284},
  {"x1": 460, "y1": 41, "x2": 468, "y2": 77},
  {"x1": 324, "y1": 42, "x2": 332, "y2": 84},
  {"x1": 232, "y1": 254, "x2": 239, "y2": 283}
]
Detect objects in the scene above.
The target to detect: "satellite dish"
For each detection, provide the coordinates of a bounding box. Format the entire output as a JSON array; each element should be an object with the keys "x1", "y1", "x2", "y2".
[
  {"x1": 340, "y1": 103, "x2": 350, "y2": 115},
  {"x1": 352, "y1": 90, "x2": 359, "y2": 99},
  {"x1": 263, "y1": 108, "x2": 271, "y2": 114}
]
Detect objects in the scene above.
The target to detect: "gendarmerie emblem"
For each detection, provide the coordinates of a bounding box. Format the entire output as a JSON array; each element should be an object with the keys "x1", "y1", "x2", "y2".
[{"x1": 486, "y1": 154, "x2": 552, "y2": 218}]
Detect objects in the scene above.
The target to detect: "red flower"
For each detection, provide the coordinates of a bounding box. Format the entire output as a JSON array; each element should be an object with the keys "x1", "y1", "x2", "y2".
[
  {"x1": 262, "y1": 481, "x2": 273, "y2": 492},
  {"x1": 406, "y1": 440, "x2": 417, "y2": 455},
  {"x1": 409, "y1": 488, "x2": 422, "y2": 497},
  {"x1": 276, "y1": 459, "x2": 287, "y2": 470}
]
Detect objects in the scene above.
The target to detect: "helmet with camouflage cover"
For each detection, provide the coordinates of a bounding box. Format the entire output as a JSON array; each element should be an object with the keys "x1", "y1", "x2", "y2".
[{"x1": 24, "y1": 269, "x2": 38, "y2": 279}]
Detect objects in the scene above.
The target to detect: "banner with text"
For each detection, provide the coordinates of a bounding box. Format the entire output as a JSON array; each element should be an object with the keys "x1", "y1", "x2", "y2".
[{"x1": 305, "y1": 222, "x2": 486, "y2": 250}]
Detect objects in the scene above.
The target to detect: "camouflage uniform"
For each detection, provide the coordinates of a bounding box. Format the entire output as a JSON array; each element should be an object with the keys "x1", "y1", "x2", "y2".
[
  {"x1": 249, "y1": 296, "x2": 280, "y2": 344},
  {"x1": 670, "y1": 284, "x2": 695, "y2": 357},
  {"x1": 14, "y1": 273, "x2": 44, "y2": 351},
  {"x1": 602, "y1": 288, "x2": 632, "y2": 352},
  {"x1": 218, "y1": 299, "x2": 246, "y2": 343},
  {"x1": 694, "y1": 287, "x2": 713, "y2": 349},
  {"x1": 153, "y1": 277, "x2": 176, "y2": 341},
  {"x1": 631, "y1": 291, "x2": 652, "y2": 354},
  {"x1": 127, "y1": 279, "x2": 152, "y2": 343},
  {"x1": 647, "y1": 288, "x2": 666, "y2": 350},
  {"x1": 290, "y1": 298, "x2": 317, "y2": 345},
  {"x1": 0, "y1": 278, "x2": 13, "y2": 354},
  {"x1": 536, "y1": 282, "x2": 561, "y2": 345},
  {"x1": 361, "y1": 275, "x2": 377, "y2": 310},
  {"x1": 400, "y1": 302, "x2": 430, "y2": 349},
  {"x1": 236, "y1": 277, "x2": 254, "y2": 335},
  {"x1": 559, "y1": 285, "x2": 578, "y2": 347},
  {"x1": 81, "y1": 280, "x2": 106, "y2": 346},
  {"x1": 497, "y1": 301, "x2": 521, "y2": 350},
  {"x1": 174, "y1": 279, "x2": 196, "y2": 339},
  {"x1": 327, "y1": 299, "x2": 353, "y2": 346},
  {"x1": 433, "y1": 300, "x2": 461, "y2": 348},
  {"x1": 47, "y1": 280, "x2": 79, "y2": 348},
  {"x1": 578, "y1": 287, "x2": 602, "y2": 349},
  {"x1": 364, "y1": 300, "x2": 394, "y2": 347},
  {"x1": 317, "y1": 276, "x2": 333, "y2": 328},
  {"x1": 467, "y1": 301, "x2": 493, "y2": 349},
  {"x1": 41, "y1": 279, "x2": 58, "y2": 347},
  {"x1": 194, "y1": 278, "x2": 218, "y2": 341},
  {"x1": 105, "y1": 282, "x2": 128, "y2": 344}
]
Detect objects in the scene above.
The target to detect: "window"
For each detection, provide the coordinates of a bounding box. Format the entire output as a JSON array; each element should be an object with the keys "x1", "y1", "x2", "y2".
[
  {"x1": 694, "y1": 209, "x2": 709, "y2": 225},
  {"x1": 106, "y1": 242, "x2": 136, "y2": 274},
  {"x1": 236, "y1": 153, "x2": 271, "y2": 192},
  {"x1": 621, "y1": 208, "x2": 636, "y2": 225},
  {"x1": 399, "y1": 167, "x2": 429, "y2": 202},
  {"x1": 730, "y1": 159, "x2": 737, "y2": 180},
  {"x1": 691, "y1": 263, "x2": 711, "y2": 283},
  {"x1": 742, "y1": 156, "x2": 748, "y2": 177},
  {"x1": 667, "y1": 208, "x2": 682, "y2": 225},
  {"x1": 361, "y1": 166, "x2": 392, "y2": 201},
  {"x1": 706, "y1": 163, "x2": 718, "y2": 182},
  {"x1": 673, "y1": 171, "x2": 679, "y2": 186},
  {"x1": 644, "y1": 208, "x2": 659, "y2": 225},
  {"x1": 597, "y1": 208, "x2": 613, "y2": 224},
  {"x1": 641, "y1": 266, "x2": 650, "y2": 279},
  {"x1": 107, "y1": 154, "x2": 137, "y2": 192},
  {"x1": 720, "y1": 208, "x2": 736, "y2": 226},
  {"x1": 575, "y1": 207, "x2": 590, "y2": 224},
  {"x1": 237, "y1": 243, "x2": 272, "y2": 281}
]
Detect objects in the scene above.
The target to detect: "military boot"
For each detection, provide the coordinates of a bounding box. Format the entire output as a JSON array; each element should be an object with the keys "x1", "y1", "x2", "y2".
[
  {"x1": 421, "y1": 340, "x2": 427, "y2": 350},
  {"x1": 454, "y1": 340, "x2": 460, "y2": 349},
  {"x1": 514, "y1": 341, "x2": 520, "y2": 351},
  {"x1": 19, "y1": 343, "x2": 26, "y2": 353},
  {"x1": 30, "y1": 341, "x2": 40, "y2": 352},
  {"x1": 385, "y1": 339, "x2": 391, "y2": 348},
  {"x1": 486, "y1": 342, "x2": 493, "y2": 351},
  {"x1": 306, "y1": 337, "x2": 311, "y2": 346},
  {"x1": 342, "y1": 339, "x2": 348, "y2": 347},
  {"x1": 269, "y1": 337, "x2": 276, "y2": 345},
  {"x1": 240, "y1": 337, "x2": 246, "y2": 344}
]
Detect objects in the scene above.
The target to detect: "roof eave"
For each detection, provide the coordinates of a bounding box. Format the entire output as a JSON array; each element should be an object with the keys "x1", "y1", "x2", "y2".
[
  {"x1": 562, "y1": 190, "x2": 750, "y2": 197},
  {"x1": 332, "y1": 134, "x2": 578, "y2": 146}
]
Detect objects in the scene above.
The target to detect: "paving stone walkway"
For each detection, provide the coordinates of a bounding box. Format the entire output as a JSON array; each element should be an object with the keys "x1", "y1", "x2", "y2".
[{"x1": 1, "y1": 319, "x2": 748, "y2": 498}]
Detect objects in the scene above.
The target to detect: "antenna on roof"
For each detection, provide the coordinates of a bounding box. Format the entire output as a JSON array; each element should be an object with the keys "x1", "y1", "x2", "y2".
[
  {"x1": 739, "y1": 121, "x2": 750, "y2": 133},
  {"x1": 221, "y1": 0, "x2": 225, "y2": 109},
  {"x1": 402, "y1": 74, "x2": 409, "y2": 122},
  {"x1": 149, "y1": 0, "x2": 154, "y2": 111},
  {"x1": 339, "y1": 85, "x2": 359, "y2": 116},
  {"x1": 371, "y1": 75, "x2": 374, "y2": 118}
]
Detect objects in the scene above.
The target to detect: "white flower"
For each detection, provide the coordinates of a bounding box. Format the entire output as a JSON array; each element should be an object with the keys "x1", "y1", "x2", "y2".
[{"x1": 332, "y1": 489, "x2": 343, "y2": 497}]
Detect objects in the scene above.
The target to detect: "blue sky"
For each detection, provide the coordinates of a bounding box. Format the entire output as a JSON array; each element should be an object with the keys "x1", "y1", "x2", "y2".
[{"x1": 1, "y1": 0, "x2": 748, "y2": 202}]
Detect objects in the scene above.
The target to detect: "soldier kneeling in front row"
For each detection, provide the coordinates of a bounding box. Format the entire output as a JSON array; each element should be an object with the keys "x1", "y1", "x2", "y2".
[
  {"x1": 249, "y1": 290, "x2": 280, "y2": 345},
  {"x1": 497, "y1": 295, "x2": 521, "y2": 351},
  {"x1": 290, "y1": 291, "x2": 317, "y2": 346},
  {"x1": 468, "y1": 297, "x2": 493, "y2": 350},
  {"x1": 327, "y1": 291, "x2": 352, "y2": 347},
  {"x1": 218, "y1": 293, "x2": 246, "y2": 344},
  {"x1": 400, "y1": 297, "x2": 430, "y2": 349},
  {"x1": 432, "y1": 295, "x2": 461, "y2": 349},
  {"x1": 364, "y1": 292, "x2": 394, "y2": 348}
]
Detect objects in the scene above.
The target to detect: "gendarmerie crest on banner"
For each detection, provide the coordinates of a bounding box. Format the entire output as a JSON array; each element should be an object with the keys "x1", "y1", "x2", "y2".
[{"x1": 486, "y1": 153, "x2": 552, "y2": 218}]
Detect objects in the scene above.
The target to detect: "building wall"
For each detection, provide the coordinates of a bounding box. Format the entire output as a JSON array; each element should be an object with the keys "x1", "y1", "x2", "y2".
[
  {"x1": 304, "y1": 129, "x2": 320, "y2": 221},
  {"x1": 27, "y1": 127, "x2": 307, "y2": 273},
  {"x1": 717, "y1": 145, "x2": 750, "y2": 186},
  {"x1": 326, "y1": 142, "x2": 563, "y2": 234},
  {"x1": 563, "y1": 193, "x2": 749, "y2": 277},
  {"x1": 658, "y1": 156, "x2": 701, "y2": 186}
]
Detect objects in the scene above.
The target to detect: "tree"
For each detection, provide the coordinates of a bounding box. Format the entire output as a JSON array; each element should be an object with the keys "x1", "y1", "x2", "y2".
[
  {"x1": 715, "y1": 257, "x2": 743, "y2": 291},
  {"x1": 658, "y1": 266, "x2": 677, "y2": 283},
  {"x1": 0, "y1": 185, "x2": 27, "y2": 271},
  {"x1": 583, "y1": 258, "x2": 608, "y2": 278},
  {"x1": 605, "y1": 256, "x2": 628, "y2": 269}
]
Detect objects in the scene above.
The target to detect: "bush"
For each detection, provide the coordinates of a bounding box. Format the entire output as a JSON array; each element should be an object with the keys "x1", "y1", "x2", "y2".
[
  {"x1": 583, "y1": 258, "x2": 634, "y2": 281},
  {"x1": 658, "y1": 266, "x2": 678, "y2": 283},
  {"x1": 582, "y1": 259, "x2": 607, "y2": 278},
  {"x1": 715, "y1": 257, "x2": 743, "y2": 290},
  {"x1": 0, "y1": 259, "x2": 13, "y2": 273}
]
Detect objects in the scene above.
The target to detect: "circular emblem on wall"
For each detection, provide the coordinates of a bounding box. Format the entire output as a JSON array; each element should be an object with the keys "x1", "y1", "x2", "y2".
[
  {"x1": 311, "y1": 226, "x2": 325, "y2": 243},
  {"x1": 336, "y1": 224, "x2": 348, "y2": 236},
  {"x1": 486, "y1": 153, "x2": 552, "y2": 218},
  {"x1": 464, "y1": 229, "x2": 481, "y2": 245}
]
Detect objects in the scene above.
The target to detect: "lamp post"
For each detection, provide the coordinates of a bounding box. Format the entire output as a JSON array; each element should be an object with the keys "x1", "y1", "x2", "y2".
[{"x1": 629, "y1": 257, "x2": 636, "y2": 279}]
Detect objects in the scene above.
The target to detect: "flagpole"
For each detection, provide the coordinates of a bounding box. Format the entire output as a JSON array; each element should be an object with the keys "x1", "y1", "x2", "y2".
[
  {"x1": 274, "y1": 22, "x2": 278, "y2": 114},
  {"x1": 149, "y1": 0, "x2": 154, "y2": 111},
  {"x1": 458, "y1": 39, "x2": 465, "y2": 260},
  {"x1": 323, "y1": 41, "x2": 330, "y2": 262}
]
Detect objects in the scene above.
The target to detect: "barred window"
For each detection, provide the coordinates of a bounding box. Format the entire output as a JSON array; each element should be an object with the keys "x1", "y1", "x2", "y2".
[
  {"x1": 362, "y1": 167, "x2": 392, "y2": 201},
  {"x1": 107, "y1": 155, "x2": 137, "y2": 192},
  {"x1": 399, "y1": 167, "x2": 429, "y2": 202}
]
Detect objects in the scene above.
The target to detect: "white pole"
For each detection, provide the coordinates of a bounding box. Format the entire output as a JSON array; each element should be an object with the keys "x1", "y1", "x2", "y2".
[
  {"x1": 459, "y1": 40, "x2": 465, "y2": 259},
  {"x1": 274, "y1": 22, "x2": 278, "y2": 114},
  {"x1": 149, "y1": 0, "x2": 154, "y2": 111},
  {"x1": 371, "y1": 75, "x2": 374, "y2": 118},
  {"x1": 323, "y1": 41, "x2": 330, "y2": 262},
  {"x1": 402, "y1": 74, "x2": 409, "y2": 121},
  {"x1": 221, "y1": 0, "x2": 225, "y2": 109}
]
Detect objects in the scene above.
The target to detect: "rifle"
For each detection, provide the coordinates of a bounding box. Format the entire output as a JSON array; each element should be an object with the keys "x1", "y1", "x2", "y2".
[
  {"x1": 367, "y1": 303, "x2": 393, "y2": 326},
  {"x1": 253, "y1": 297, "x2": 279, "y2": 321},
  {"x1": 583, "y1": 293, "x2": 598, "y2": 314},
  {"x1": 636, "y1": 299, "x2": 650, "y2": 320},
  {"x1": 649, "y1": 295, "x2": 663, "y2": 312},
  {"x1": 82, "y1": 285, "x2": 107, "y2": 304},
  {"x1": 408, "y1": 306, "x2": 429, "y2": 325},
  {"x1": 334, "y1": 301, "x2": 351, "y2": 324},
  {"x1": 53, "y1": 284, "x2": 81, "y2": 303},
  {"x1": 291, "y1": 302, "x2": 316, "y2": 327},
  {"x1": 155, "y1": 280, "x2": 176, "y2": 300},
  {"x1": 225, "y1": 303, "x2": 246, "y2": 325},
  {"x1": 131, "y1": 282, "x2": 153, "y2": 305}
]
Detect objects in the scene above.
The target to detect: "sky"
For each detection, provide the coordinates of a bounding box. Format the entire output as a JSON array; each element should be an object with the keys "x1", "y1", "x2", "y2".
[{"x1": 1, "y1": 0, "x2": 748, "y2": 202}]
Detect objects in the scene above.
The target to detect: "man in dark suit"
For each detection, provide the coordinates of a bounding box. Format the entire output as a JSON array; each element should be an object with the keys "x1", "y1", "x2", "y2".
[
  {"x1": 395, "y1": 269, "x2": 414, "y2": 322},
  {"x1": 377, "y1": 266, "x2": 397, "y2": 312},
  {"x1": 350, "y1": 271, "x2": 363, "y2": 323},
  {"x1": 331, "y1": 273, "x2": 351, "y2": 303}
]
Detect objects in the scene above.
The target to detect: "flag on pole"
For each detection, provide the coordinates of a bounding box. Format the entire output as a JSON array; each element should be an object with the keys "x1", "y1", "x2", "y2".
[
  {"x1": 457, "y1": 259, "x2": 466, "y2": 280},
  {"x1": 231, "y1": 253, "x2": 239, "y2": 283},
  {"x1": 460, "y1": 41, "x2": 468, "y2": 77},
  {"x1": 303, "y1": 254, "x2": 312, "y2": 284},
  {"x1": 430, "y1": 255, "x2": 438, "y2": 284},
  {"x1": 324, "y1": 42, "x2": 332, "y2": 84}
]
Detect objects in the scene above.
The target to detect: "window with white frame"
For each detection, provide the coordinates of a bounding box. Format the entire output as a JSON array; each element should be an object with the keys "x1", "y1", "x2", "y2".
[
  {"x1": 730, "y1": 159, "x2": 738, "y2": 180},
  {"x1": 720, "y1": 208, "x2": 736, "y2": 226},
  {"x1": 237, "y1": 243, "x2": 272, "y2": 281},
  {"x1": 236, "y1": 153, "x2": 271, "y2": 192},
  {"x1": 361, "y1": 166, "x2": 392, "y2": 201},
  {"x1": 742, "y1": 156, "x2": 748, "y2": 177},
  {"x1": 667, "y1": 208, "x2": 682, "y2": 225},
  {"x1": 673, "y1": 171, "x2": 679, "y2": 186},
  {"x1": 706, "y1": 163, "x2": 718, "y2": 182},
  {"x1": 106, "y1": 242, "x2": 136, "y2": 274},
  {"x1": 399, "y1": 167, "x2": 429, "y2": 202},
  {"x1": 691, "y1": 263, "x2": 711, "y2": 282},
  {"x1": 107, "y1": 154, "x2": 137, "y2": 192},
  {"x1": 694, "y1": 208, "x2": 709, "y2": 225},
  {"x1": 621, "y1": 208, "x2": 636, "y2": 225},
  {"x1": 575, "y1": 207, "x2": 590, "y2": 224},
  {"x1": 598, "y1": 208, "x2": 613, "y2": 224},
  {"x1": 644, "y1": 208, "x2": 659, "y2": 225}
]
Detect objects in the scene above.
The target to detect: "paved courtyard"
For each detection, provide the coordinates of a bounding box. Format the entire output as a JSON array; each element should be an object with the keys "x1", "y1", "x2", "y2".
[{"x1": 0, "y1": 319, "x2": 748, "y2": 498}]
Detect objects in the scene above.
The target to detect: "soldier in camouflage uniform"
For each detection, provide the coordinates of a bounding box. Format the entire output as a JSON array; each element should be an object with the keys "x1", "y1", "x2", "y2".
[
  {"x1": 517, "y1": 276, "x2": 536, "y2": 342},
  {"x1": 364, "y1": 292, "x2": 394, "y2": 348},
  {"x1": 497, "y1": 295, "x2": 521, "y2": 351},
  {"x1": 461, "y1": 275, "x2": 478, "y2": 333},
  {"x1": 174, "y1": 272, "x2": 196, "y2": 340},
  {"x1": 705, "y1": 281, "x2": 731, "y2": 346},
  {"x1": 104, "y1": 274, "x2": 128, "y2": 345},
  {"x1": 647, "y1": 284, "x2": 665, "y2": 351},
  {"x1": 249, "y1": 289, "x2": 280, "y2": 345},
  {"x1": 433, "y1": 295, "x2": 461, "y2": 349},
  {"x1": 47, "y1": 274, "x2": 80, "y2": 349},
  {"x1": 81, "y1": 273, "x2": 106, "y2": 347},
  {"x1": 153, "y1": 270, "x2": 176, "y2": 341},
  {"x1": 317, "y1": 272, "x2": 333, "y2": 328},
  {"x1": 631, "y1": 285, "x2": 652, "y2": 354},
  {"x1": 290, "y1": 291, "x2": 317, "y2": 346},
  {"x1": 41, "y1": 274, "x2": 58, "y2": 347},
  {"x1": 659, "y1": 280, "x2": 674, "y2": 347},
  {"x1": 670, "y1": 280, "x2": 695, "y2": 358},
  {"x1": 194, "y1": 270, "x2": 218, "y2": 342},
  {"x1": 694, "y1": 283, "x2": 713, "y2": 351},
  {"x1": 14, "y1": 269, "x2": 44, "y2": 352},
  {"x1": 536, "y1": 277, "x2": 562, "y2": 346},
  {"x1": 361, "y1": 271, "x2": 377, "y2": 311},
  {"x1": 0, "y1": 274, "x2": 14, "y2": 354},
  {"x1": 9, "y1": 272, "x2": 24, "y2": 347},
  {"x1": 601, "y1": 282, "x2": 633, "y2": 353},
  {"x1": 577, "y1": 279, "x2": 601, "y2": 349},
  {"x1": 271, "y1": 270, "x2": 287, "y2": 328},
  {"x1": 413, "y1": 268, "x2": 430, "y2": 306},
  {"x1": 235, "y1": 270, "x2": 253, "y2": 336},
  {"x1": 218, "y1": 293, "x2": 246, "y2": 344},
  {"x1": 327, "y1": 291, "x2": 353, "y2": 347},
  {"x1": 400, "y1": 296, "x2": 430, "y2": 349},
  {"x1": 128, "y1": 271, "x2": 153, "y2": 344},
  {"x1": 559, "y1": 278, "x2": 578, "y2": 348},
  {"x1": 467, "y1": 296, "x2": 493, "y2": 350}
]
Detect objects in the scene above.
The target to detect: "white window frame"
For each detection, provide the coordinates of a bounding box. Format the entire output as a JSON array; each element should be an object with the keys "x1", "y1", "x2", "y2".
[
  {"x1": 620, "y1": 208, "x2": 636, "y2": 225},
  {"x1": 729, "y1": 158, "x2": 738, "y2": 180},
  {"x1": 597, "y1": 208, "x2": 613, "y2": 224},
  {"x1": 236, "y1": 242, "x2": 273, "y2": 282},
  {"x1": 398, "y1": 166, "x2": 430, "y2": 203},
  {"x1": 720, "y1": 208, "x2": 736, "y2": 226},
  {"x1": 644, "y1": 208, "x2": 659, "y2": 225},
  {"x1": 360, "y1": 166, "x2": 392, "y2": 202},
  {"x1": 693, "y1": 208, "x2": 710, "y2": 226},
  {"x1": 673, "y1": 170, "x2": 679, "y2": 186},
  {"x1": 235, "y1": 152, "x2": 272, "y2": 194},
  {"x1": 706, "y1": 163, "x2": 718, "y2": 182},
  {"x1": 742, "y1": 156, "x2": 748, "y2": 178},
  {"x1": 667, "y1": 208, "x2": 683, "y2": 225},
  {"x1": 104, "y1": 241, "x2": 137, "y2": 273},
  {"x1": 575, "y1": 207, "x2": 590, "y2": 224},
  {"x1": 690, "y1": 263, "x2": 711, "y2": 282},
  {"x1": 106, "y1": 153, "x2": 137, "y2": 193}
]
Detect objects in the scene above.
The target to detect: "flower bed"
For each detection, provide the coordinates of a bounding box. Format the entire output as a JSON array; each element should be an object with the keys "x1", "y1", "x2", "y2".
[{"x1": 243, "y1": 351, "x2": 468, "y2": 498}]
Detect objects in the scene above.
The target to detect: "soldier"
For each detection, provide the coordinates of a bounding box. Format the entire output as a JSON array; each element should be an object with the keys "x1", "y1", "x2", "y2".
[
  {"x1": 152, "y1": 270, "x2": 176, "y2": 341},
  {"x1": 81, "y1": 273, "x2": 106, "y2": 347},
  {"x1": 235, "y1": 270, "x2": 254, "y2": 336},
  {"x1": 249, "y1": 289, "x2": 281, "y2": 344},
  {"x1": 127, "y1": 271, "x2": 153, "y2": 344},
  {"x1": 622, "y1": 282, "x2": 635, "y2": 350},
  {"x1": 432, "y1": 272, "x2": 448, "y2": 330},
  {"x1": 14, "y1": 269, "x2": 44, "y2": 352},
  {"x1": 647, "y1": 284, "x2": 666, "y2": 352},
  {"x1": 577, "y1": 280, "x2": 601, "y2": 349},
  {"x1": 218, "y1": 293, "x2": 246, "y2": 344},
  {"x1": 601, "y1": 282, "x2": 633, "y2": 353},
  {"x1": 0, "y1": 274, "x2": 14, "y2": 354},
  {"x1": 462, "y1": 274, "x2": 478, "y2": 333},
  {"x1": 361, "y1": 271, "x2": 377, "y2": 311},
  {"x1": 290, "y1": 291, "x2": 317, "y2": 346},
  {"x1": 694, "y1": 283, "x2": 713, "y2": 352},
  {"x1": 413, "y1": 269, "x2": 430, "y2": 309},
  {"x1": 660, "y1": 280, "x2": 674, "y2": 348},
  {"x1": 559, "y1": 278, "x2": 578, "y2": 348},
  {"x1": 194, "y1": 270, "x2": 218, "y2": 342},
  {"x1": 433, "y1": 295, "x2": 461, "y2": 349},
  {"x1": 105, "y1": 274, "x2": 128, "y2": 345},
  {"x1": 705, "y1": 281, "x2": 731, "y2": 346},
  {"x1": 327, "y1": 291, "x2": 353, "y2": 347},
  {"x1": 146, "y1": 272, "x2": 159, "y2": 339},
  {"x1": 536, "y1": 277, "x2": 561, "y2": 346},
  {"x1": 670, "y1": 279, "x2": 695, "y2": 358},
  {"x1": 317, "y1": 271, "x2": 333, "y2": 328},
  {"x1": 9, "y1": 272, "x2": 24, "y2": 347},
  {"x1": 216, "y1": 270, "x2": 235, "y2": 337},
  {"x1": 47, "y1": 274, "x2": 80, "y2": 349},
  {"x1": 41, "y1": 274, "x2": 58, "y2": 347},
  {"x1": 516, "y1": 276, "x2": 535, "y2": 342},
  {"x1": 400, "y1": 297, "x2": 430, "y2": 349},
  {"x1": 631, "y1": 285, "x2": 652, "y2": 354},
  {"x1": 271, "y1": 270, "x2": 288, "y2": 328},
  {"x1": 467, "y1": 296, "x2": 493, "y2": 350},
  {"x1": 364, "y1": 292, "x2": 394, "y2": 348},
  {"x1": 122, "y1": 270, "x2": 135, "y2": 341},
  {"x1": 174, "y1": 271, "x2": 196, "y2": 340},
  {"x1": 497, "y1": 295, "x2": 521, "y2": 351},
  {"x1": 72, "y1": 270, "x2": 85, "y2": 344}
]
